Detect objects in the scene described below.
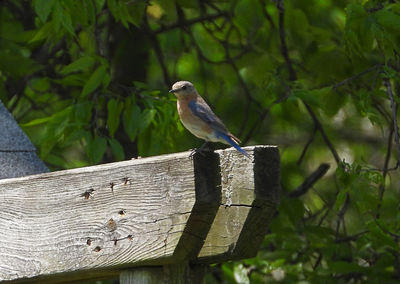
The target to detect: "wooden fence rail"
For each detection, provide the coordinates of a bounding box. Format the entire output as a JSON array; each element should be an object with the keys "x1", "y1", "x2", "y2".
[{"x1": 0, "y1": 146, "x2": 279, "y2": 283}]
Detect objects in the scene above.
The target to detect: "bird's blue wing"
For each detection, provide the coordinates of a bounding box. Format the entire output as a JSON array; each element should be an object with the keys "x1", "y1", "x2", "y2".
[
  {"x1": 188, "y1": 100, "x2": 228, "y2": 133},
  {"x1": 188, "y1": 100, "x2": 250, "y2": 159},
  {"x1": 218, "y1": 132, "x2": 250, "y2": 158}
]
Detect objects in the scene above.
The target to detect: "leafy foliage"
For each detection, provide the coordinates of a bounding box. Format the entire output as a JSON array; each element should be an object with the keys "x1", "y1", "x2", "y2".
[{"x1": 1, "y1": 0, "x2": 400, "y2": 283}]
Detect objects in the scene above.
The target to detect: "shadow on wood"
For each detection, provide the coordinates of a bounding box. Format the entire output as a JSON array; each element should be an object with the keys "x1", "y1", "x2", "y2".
[{"x1": 0, "y1": 145, "x2": 279, "y2": 283}]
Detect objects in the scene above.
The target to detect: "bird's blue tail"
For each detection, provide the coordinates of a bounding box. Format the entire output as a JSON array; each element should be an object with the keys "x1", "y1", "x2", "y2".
[{"x1": 218, "y1": 133, "x2": 251, "y2": 159}]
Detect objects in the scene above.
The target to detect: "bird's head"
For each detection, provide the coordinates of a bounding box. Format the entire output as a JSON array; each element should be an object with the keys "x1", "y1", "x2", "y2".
[{"x1": 169, "y1": 81, "x2": 196, "y2": 97}]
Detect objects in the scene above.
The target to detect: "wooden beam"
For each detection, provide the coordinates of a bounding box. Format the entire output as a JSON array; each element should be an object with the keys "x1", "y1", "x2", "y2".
[
  {"x1": 0, "y1": 146, "x2": 279, "y2": 283},
  {"x1": 196, "y1": 146, "x2": 280, "y2": 262}
]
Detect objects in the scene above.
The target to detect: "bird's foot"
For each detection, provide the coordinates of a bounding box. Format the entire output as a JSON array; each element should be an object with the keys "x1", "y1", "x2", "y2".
[
  {"x1": 188, "y1": 148, "x2": 207, "y2": 159},
  {"x1": 188, "y1": 142, "x2": 212, "y2": 159},
  {"x1": 189, "y1": 148, "x2": 199, "y2": 159}
]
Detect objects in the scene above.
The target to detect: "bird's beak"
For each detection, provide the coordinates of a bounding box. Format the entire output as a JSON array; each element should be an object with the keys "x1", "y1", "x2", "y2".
[{"x1": 169, "y1": 89, "x2": 175, "y2": 93}]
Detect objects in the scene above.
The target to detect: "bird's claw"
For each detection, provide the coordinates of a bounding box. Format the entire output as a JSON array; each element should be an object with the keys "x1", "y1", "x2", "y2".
[
  {"x1": 189, "y1": 148, "x2": 205, "y2": 159},
  {"x1": 188, "y1": 144, "x2": 212, "y2": 159},
  {"x1": 189, "y1": 149, "x2": 197, "y2": 159}
]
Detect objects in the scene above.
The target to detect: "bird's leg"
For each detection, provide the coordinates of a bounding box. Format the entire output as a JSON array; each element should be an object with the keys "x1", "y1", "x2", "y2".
[
  {"x1": 189, "y1": 142, "x2": 211, "y2": 158},
  {"x1": 198, "y1": 141, "x2": 211, "y2": 152}
]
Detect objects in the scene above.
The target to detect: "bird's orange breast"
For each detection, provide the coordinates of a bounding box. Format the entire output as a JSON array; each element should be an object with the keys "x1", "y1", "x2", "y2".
[{"x1": 177, "y1": 96, "x2": 213, "y2": 138}]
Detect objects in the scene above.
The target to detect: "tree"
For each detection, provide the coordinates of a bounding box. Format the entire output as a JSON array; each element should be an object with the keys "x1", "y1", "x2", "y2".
[{"x1": 1, "y1": 0, "x2": 400, "y2": 282}]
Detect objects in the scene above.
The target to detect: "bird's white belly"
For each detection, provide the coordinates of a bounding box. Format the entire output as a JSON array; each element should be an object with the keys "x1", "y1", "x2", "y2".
[
  {"x1": 180, "y1": 120, "x2": 220, "y2": 142},
  {"x1": 177, "y1": 99, "x2": 221, "y2": 142}
]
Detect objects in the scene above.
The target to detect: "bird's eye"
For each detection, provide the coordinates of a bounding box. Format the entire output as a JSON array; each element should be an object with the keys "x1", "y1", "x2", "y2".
[{"x1": 182, "y1": 85, "x2": 187, "y2": 90}]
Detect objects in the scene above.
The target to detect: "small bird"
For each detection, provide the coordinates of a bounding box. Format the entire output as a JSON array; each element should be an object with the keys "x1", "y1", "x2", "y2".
[{"x1": 169, "y1": 81, "x2": 250, "y2": 158}]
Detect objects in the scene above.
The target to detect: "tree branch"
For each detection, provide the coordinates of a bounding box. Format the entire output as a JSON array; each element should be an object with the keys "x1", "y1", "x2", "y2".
[
  {"x1": 297, "y1": 127, "x2": 317, "y2": 165},
  {"x1": 335, "y1": 230, "x2": 369, "y2": 243},
  {"x1": 276, "y1": 0, "x2": 296, "y2": 81},
  {"x1": 376, "y1": 125, "x2": 393, "y2": 219},
  {"x1": 154, "y1": 12, "x2": 228, "y2": 35},
  {"x1": 242, "y1": 88, "x2": 290, "y2": 144},
  {"x1": 332, "y1": 64, "x2": 383, "y2": 90},
  {"x1": 288, "y1": 163, "x2": 330, "y2": 198},
  {"x1": 143, "y1": 16, "x2": 171, "y2": 87},
  {"x1": 303, "y1": 102, "x2": 341, "y2": 164},
  {"x1": 383, "y1": 78, "x2": 400, "y2": 168},
  {"x1": 259, "y1": 0, "x2": 275, "y2": 29},
  {"x1": 276, "y1": 0, "x2": 340, "y2": 164},
  {"x1": 375, "y1": 219, "x2": 400, "y2": 241},
  {"x1": 335, "y1": 192, "x2": 350, "y2": 239}
]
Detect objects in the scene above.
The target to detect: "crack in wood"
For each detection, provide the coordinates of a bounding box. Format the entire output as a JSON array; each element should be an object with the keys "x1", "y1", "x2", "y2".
[{"x1": 220, "y1": 203, "x2": 261, "y2": 209}]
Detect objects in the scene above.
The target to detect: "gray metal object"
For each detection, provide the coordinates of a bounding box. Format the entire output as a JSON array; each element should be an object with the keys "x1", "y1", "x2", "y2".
[{"x1": 0, "y1": 100, "x2": 48, "y2": 179}]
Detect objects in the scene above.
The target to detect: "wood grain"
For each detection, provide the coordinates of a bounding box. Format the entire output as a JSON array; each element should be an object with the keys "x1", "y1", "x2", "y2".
[
  {"x1": 0, "y1": 152, "x2": 200, "y2": 282},
  {"x1": 197, "y1": 146, "x2": 280, "y2": 262},
  {"x1": 0, "y1": 146, "x2": 279, "y2": 283}
]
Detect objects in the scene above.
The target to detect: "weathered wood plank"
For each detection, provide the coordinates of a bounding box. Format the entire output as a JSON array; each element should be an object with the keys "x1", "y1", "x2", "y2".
[
  {"x1": 196, "y1": 146, "x2": 280, "y2": 262},
  {"x1": 0, "y1": 146, "x2": 279, "y2": 283},
  {"x1": 0, "y1": 152, "x2": 219, "y2": 283}
]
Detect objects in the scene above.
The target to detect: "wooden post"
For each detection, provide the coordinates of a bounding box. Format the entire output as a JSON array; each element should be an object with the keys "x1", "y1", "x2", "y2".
[
  {"x1": 120, "y1": 264, "x2": 206, "y2": 284},
  {"x1": 0, "y1": 146, "x2": 279, "y2": 283}
]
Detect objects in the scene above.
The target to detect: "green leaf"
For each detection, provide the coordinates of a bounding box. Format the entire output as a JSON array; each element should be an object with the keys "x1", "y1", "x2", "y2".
[
  {"x1": 367, "y1": 221, "x2": 398, "y2": 249},
  {"x1": 133, "y1": 81, "x2": 148, "y2": 89},
  {"x1": 0, "y1": 51, "x2": 41, "y2": 77},
  {"x1": 86, "y1": 136, "x2": 107, "y2": 164},
  {"x1": 107, "y1": 0, "x2": 145, "y2": 28},
  {"x1": 344, "y1": 3, "x2": 368, "y2": 56},
  {"x1": 30, "y1": 77, "x2": 50, "y2": 92},
  {"x1": 23, "y1": 106, "x2": 72, "y2": 128},
  {"x1": 376, "y1": 9, "x2": 400, "y2": 32},
  {"x1": 39, "y1": 107, "x2": 72, "y2": 158},
  {"x1": 221, "y1": 263, "x2": 235, "y2": 283},
  {"x1": 123, "y1": 102, "x2": 141, "y2": 141},
  {"x1": 107, "y1": 99, "x2": 123, "y2": 138},
  {"x1": 74, "y1": 100, "x2": 92, "y2": 125},
  {"x1": 78, "y1": 29, "x2": 97, "y2": 54},
  {"x1": 53, "y1": 1, "x2": 75, "y2": 36},
  {"x1": 280, "y1": 199, "x2": 305, "y2": 226},
  {"x1": 61, "y1": 56, "x2": 96, "y2": 74},
  {"x1": 21, "y1": 116, "x2": 52, "y2": 127},
  {"x1": 45, "y1": 153, "x2": 67, "y2": 168},
  {"x1": 29, "y1": 22, "x2": 53, "y2": 43},
  {"x1": 34, "y1": 0, "x2": 55, "y2": 23},
  {"x1": 305, "y1": 225, "x2": 335, "y2": 248},
  {"x1": 61, "y1": 129, "x2": 88, "y2": 147},
  {"x1": 108, "y1": 138, "x2": 125, "y2": 161},
  {"x1": 151, "y1": 0, "x2": 176, "y2": 21},
  {"x1": 0, "y1": 22, "x2": 35, "y2": 43},
  {"x1": 193, "y1": 25, "x2": 225, "y2": 62},
  {"x1": 293, "y1": 88, "x2": 321, "y2": 107},
  {"x1": 329, "y1": 261, "x2": 365, "y2": 273},
  {"x1": 363, "y1": 171, "x2": 384, "y2": 184},
  {"x1": 234, "y1": 0, "x2": 264, "y2": 33},
  {"x1": 81, "y1": 64, "x2": 108, "y2": 97},
  {"x1": 94, "y1": 0, "x2": 106, "y2": 13},
  {"x1": 55, "y1": 74, "x2": 86, "y2": 87},
  {"x1": 346, "y1": 3, "x2": 367, "y2": 24},
  {"x1": 127, "y1": 2, "x2": 146, "y2": 27},
  {"x1": 107, "y1": 0, "x2": 130, "y2": 28},
  {"x1": 233, "y1": 264, "x2": 250, "y2": 284},
  {"x1": 175, "y1": 0, "x2": 199, "y2": 9},
  {"x1": 138, "y1": 109, "x2": 156, "y2": 132},
  {"x1": 334, "y1": 190, "x2": 348, "y2": 212}
]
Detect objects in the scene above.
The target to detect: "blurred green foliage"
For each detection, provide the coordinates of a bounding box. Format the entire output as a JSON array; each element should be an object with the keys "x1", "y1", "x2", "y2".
[{"x1": 1, "y1": 0, "x2": 400, "y2": 283}]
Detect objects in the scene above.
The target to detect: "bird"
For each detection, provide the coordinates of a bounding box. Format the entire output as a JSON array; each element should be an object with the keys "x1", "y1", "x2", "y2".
[{"x1": 169, "y1": 81, "x2": 250, "y2": 158}]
